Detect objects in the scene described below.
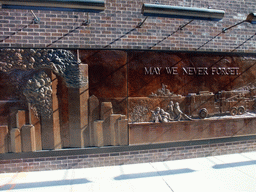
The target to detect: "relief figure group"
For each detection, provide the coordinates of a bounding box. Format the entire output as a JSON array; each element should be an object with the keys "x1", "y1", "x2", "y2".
[{"x1": 151, "y1": 101, "x2": 192, "y2": 123}]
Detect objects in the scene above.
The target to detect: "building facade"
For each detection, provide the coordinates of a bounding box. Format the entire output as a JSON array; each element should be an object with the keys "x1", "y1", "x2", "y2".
[{"x1": 1, "y1": 0, "x2": 256, "y2": 173}]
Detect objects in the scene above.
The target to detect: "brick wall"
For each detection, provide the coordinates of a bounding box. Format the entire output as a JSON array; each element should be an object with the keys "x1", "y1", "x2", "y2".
[
  {"x1": 0, "y1": 0, "x2": 256, "y2": 52},
  {"x1": 1, "y1": 0, "x2": 256, "y2": 173},
  {"x1": 1, "y1": 137, "x2": 256, "y2": 173}
]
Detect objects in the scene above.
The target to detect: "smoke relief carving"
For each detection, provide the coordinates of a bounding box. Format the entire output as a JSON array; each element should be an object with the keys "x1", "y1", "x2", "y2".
[
  {"x1": 149, "y1": 84, "x2": 181, "y2": 97},
  {"x1": 23, "y1": 71, "x2": 53, "y2": 118},
  {"x1": 0, "y1": 49, "x2": 87, "y2": 88}
]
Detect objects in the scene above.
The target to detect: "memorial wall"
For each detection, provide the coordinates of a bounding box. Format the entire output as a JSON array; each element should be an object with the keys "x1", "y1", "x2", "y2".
[
  {"x1": 0, "y1": 48, "x2": 256, "y2": 154},
  {"x1": 1, "y1": 1, "x2": 256, "y2": 173}
]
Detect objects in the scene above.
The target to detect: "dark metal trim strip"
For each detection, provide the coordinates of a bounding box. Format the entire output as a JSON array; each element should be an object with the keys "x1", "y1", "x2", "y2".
[{"x1": 1, "y1": 135, "x2": 255, "y2": 160}]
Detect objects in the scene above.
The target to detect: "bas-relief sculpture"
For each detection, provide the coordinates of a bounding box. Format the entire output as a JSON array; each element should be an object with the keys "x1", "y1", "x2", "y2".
[
  {"x1": 0, "y1": 49, "x2": 87, "y2": 88},
  {"x1": 130, "y1": 105, "x2": 149, "y2": 123},
  {"x1": 120, "y1": 52, "x2": 256, "y2": 145},
  {"x1": 0, "y1": 48, "x2": 129, "y2": 154},
  {"x1": 23, "y1": 72, "x2": 53, "y2": 118},
  {"x1": 149, "y1": 84, "x2": 181, "y2": 97},
  {"x1": 1, "y1": 49, "x2": 256, "y2": 152},
  {"x1": 151, "y1": 101, "x2": 192, "y2": 123},
  {"x1": 0, "y1": 48, "x2": 88, "y2": 153},
  {"x1": 129, "y1": 82, "x2": 256, "y2": 145},
  {"x1": 0, "y1": 49, "x2": 88, "y2": 118},
  {"x1": 130, "y1": 83, "x2": 256, "y2": 123}
]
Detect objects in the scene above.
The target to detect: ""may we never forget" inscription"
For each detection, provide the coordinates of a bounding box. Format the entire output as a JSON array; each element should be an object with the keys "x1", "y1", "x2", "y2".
[{"x1": 144, "y1": 67, "x2": 240, "y2": 76}]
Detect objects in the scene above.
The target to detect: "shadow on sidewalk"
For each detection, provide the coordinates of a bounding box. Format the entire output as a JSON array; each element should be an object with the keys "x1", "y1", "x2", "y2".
[
  {"x1": 213, "y1": 160, "x2": 256, "y2": 169},
  {"x1": 0, "y1": 178, "x2": 91, "y2": 191},
  {"x1": 114, "y1": 168, "x2": 195, "y2": 180}
]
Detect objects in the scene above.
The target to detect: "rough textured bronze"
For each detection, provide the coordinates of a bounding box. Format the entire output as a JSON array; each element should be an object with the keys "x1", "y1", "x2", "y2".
[
  {"x1": 0, "y1": 49, "x2": 87, "y2": 88},
  {"x1": 23, "y1": 72, "x2": 53, "y2": 118}
]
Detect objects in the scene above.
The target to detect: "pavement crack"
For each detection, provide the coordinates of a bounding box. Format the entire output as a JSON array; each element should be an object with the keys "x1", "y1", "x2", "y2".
[{"x1": 149, "y1": 162, "x2": 175, "y2": 192}]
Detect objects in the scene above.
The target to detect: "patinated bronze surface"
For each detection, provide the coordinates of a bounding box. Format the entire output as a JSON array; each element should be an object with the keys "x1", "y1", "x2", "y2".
[{"x1": 0, "y1": 49, "x2": 256, "y2": 152}]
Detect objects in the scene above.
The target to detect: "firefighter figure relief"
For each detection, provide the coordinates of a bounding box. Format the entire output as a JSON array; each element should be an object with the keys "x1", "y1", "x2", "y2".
[
  {"x1": 151, "y1": 107, "x2": 172, "y2": 123},
  {"x1": 167, "y1": 101, "x2": 175, "y2": 120},
  {"x1": 173, "y1": 102, "x2": 192, "y2": 121},
  {"x1": 160, "y1": 109, "x2": 172, "y2": 122},
  {"x1": 151, "y1": 107, "x2": 161, "y2": 123},
  {"x1": 151, "y1": 102, "x2": 192, "y2": 123}
]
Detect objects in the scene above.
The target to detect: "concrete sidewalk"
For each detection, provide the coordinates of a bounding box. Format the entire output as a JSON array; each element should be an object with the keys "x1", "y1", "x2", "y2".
[{"x1": 1, "y1": 151, "x2": 256, "y2": 192}]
